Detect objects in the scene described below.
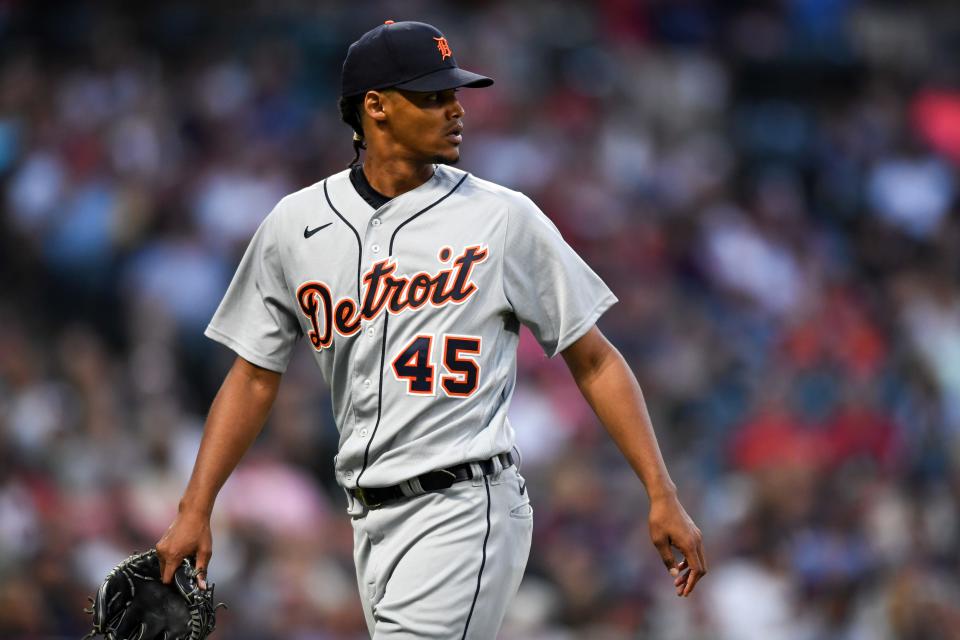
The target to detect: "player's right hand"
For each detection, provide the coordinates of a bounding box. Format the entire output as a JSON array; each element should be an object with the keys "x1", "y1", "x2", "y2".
[{"x1": 156, "y1": 509, "x2": 213, "y2": 590}]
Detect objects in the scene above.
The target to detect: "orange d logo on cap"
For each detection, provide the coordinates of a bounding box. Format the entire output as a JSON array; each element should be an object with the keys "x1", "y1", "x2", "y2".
[{"x1": 434, "y1": 36, "x2": 452, "y2": 60}]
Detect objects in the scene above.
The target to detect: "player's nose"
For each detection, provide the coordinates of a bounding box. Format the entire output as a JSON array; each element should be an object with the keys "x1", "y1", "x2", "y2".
[{"x1": 447, "y1": 96, "x2": 465, "y2": 120}]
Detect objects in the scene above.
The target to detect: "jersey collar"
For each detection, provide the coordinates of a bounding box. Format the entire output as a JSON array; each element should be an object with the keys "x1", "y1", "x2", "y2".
[{"x1": 327, "y1": 164, "x2": 462, "y2": 221}]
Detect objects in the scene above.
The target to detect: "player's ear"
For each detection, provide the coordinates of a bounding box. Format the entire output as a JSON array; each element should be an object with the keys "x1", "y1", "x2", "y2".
[{"x1": 363, "y1": 90, "x2": 388, "y2": 123}]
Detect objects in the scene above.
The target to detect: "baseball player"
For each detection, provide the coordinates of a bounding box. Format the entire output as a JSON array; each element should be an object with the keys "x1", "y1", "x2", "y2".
[{"x1": 156, "y1": 20, "x2": 706, "y2": 638}]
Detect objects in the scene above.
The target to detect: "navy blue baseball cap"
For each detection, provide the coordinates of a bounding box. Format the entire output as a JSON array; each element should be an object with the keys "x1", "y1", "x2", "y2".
[{"x1": 341, "y1": 20, "x2": 493, "y2": 98}]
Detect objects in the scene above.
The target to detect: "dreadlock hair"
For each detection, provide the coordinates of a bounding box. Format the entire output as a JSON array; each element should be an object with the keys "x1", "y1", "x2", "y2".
[{"x1": 338, "y1": 95, "x2": 366, "y2": 168}]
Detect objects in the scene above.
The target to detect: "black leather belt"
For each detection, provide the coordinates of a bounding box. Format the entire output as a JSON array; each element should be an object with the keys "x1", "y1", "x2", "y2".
[{"x1": 351, "y1": 452, "x2": 516, "y2": 510}]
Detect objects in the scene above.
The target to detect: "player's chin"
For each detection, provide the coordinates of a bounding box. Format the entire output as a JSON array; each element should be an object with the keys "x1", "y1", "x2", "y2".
[{"x1": 431, "y1": 146, "x2": 461, "y2": 165}]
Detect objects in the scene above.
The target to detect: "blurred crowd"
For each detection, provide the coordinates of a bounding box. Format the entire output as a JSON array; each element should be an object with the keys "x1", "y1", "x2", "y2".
[{"x1": 2, "y1": 1, "x2": 960, "y2": 638}]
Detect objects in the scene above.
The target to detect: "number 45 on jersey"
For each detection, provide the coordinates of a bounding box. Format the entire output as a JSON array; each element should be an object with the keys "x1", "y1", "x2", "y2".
[{"x1": 392, "y1": 334, "x2": 481, "y2": 397}]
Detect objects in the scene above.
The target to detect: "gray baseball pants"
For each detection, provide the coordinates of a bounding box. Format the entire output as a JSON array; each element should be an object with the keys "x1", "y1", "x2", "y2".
[{"x1": 347, "y1": 464, "x2": 533, "y2": 639}]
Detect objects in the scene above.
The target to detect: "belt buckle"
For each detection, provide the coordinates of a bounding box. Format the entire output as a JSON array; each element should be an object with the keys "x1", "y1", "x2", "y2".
[{"x1": 354, "y1": 487, "x2": 383, "y2": 509}]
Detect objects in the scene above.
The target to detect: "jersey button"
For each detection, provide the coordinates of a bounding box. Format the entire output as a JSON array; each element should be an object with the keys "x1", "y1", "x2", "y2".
[
  {"x1": 367, "y1": 327, "x2": 375, "y2": 338},
  {"x1": 345, "y1": 471, "x2": 353, "y2": 480},
  {"x1": 371, "y1": 218, "x2": 381, "y2": 227},
  {"x1": 363, "y1": 378, "x2": 372, "y2": 388},
  {"x1": 360, "y1": 428, "x2": 369, "y2": 438},
  {"x1": 371, "y1": 243, "x2": 381, "y2": 253}
]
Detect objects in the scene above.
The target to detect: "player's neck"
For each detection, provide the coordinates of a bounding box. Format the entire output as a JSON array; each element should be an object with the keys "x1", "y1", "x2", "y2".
[{"x1": 361, "y1": 154, "x2": 435, "y2": 198}]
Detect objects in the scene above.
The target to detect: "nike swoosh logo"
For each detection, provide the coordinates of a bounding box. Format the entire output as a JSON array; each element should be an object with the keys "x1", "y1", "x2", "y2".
[{"x1": 304, "y1": 222, "x2": 333, "y2": 238}]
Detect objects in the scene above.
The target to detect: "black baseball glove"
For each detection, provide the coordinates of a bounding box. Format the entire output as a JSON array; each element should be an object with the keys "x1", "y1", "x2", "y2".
[{"x1": 83, "y1": 548, "x2": 225, "y2": 640}]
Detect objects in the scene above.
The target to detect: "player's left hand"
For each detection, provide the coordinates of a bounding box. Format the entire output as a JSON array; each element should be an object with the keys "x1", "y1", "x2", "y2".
[{"x1": 648, "y1": 493, "x2": 706, "y2": 597}]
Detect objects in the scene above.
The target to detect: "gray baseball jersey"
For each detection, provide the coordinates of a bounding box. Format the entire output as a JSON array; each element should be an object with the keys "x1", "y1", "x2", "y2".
[{"x1": 205, "y1": 164, "x2": 617, "y2": 490}]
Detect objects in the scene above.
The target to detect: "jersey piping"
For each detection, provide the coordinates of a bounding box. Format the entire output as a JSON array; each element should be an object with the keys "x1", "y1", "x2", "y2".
[
  {"x1": 461, "y1": 476, "x2": 492, "y2": 639},
  {"x1": 355, "y1": 171, "x2": 470, "y2": 488},
  {"x1": 323, "y1": 179, "x2": 363, "y2": 301}
]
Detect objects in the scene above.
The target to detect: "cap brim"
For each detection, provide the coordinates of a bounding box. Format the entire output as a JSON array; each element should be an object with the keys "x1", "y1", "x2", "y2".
[{"x1": 394, "y1": 67, "x2": 493, "y2": 92}]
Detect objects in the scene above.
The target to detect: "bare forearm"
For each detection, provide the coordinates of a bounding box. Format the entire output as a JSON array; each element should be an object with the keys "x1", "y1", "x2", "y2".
[
  {"x1": 563, "y1": 327, "x2": 706, "y2": 594},
  {"x1": 569, "y1": 346, "x2": 676, "y2": 501},
  {"x1": 179, "y1": 357, "x2": 281, "y2": 516}
]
